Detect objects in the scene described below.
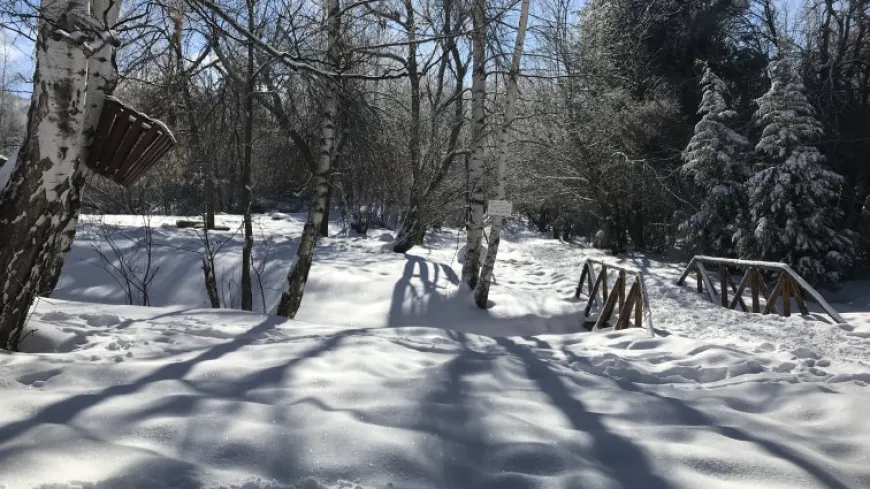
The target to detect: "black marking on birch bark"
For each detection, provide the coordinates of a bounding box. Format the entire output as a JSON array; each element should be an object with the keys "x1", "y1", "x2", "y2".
[{"x1": 55, "y1": 79, "x2": 76, "y2": 135}]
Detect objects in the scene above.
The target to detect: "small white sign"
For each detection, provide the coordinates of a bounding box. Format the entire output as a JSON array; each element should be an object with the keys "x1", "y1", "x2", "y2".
[{"x1": 487, "y1": 200, "x2": 513, "y2": 217}]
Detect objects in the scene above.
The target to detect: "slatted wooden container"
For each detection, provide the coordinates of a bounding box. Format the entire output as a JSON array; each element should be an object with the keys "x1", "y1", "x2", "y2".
[{"x1": 85, "y1": 97, "x2": 176, "y2": 187}]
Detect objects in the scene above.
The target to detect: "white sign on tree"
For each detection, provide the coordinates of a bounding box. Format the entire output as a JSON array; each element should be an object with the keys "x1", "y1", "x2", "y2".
[{"x1": 487, "y1": 200, "x2": 512, "y2": 217}]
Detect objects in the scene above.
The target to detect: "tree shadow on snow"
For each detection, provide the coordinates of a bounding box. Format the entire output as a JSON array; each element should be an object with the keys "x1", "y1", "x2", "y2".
[
  {"x1": 413, "y1": 331, "x2": 497, "y2": 488},
  {"x1": 560, "y1": 349, "x2": 856, "y2": 489},
  {"x1": 496, "y1": 337, "x2": 675, "y2": 489},
  {"x1": 388, "y1": 255, "x2": 584, "y2": 336},
  {"x1": 0, "y1": 316, "x2": 359, "y2": 477}
]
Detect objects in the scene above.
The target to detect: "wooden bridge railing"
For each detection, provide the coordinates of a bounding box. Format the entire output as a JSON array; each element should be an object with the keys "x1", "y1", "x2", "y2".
[
  {"x1": 575, "y1": 259, "x2": 654, "y2": 335},
  {"x1": 676, "y1": 256, "x2": 846, "y2": 324}
]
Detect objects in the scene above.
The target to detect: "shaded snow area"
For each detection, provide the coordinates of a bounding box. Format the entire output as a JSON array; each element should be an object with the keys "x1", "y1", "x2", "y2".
[{"x1": 2, "y1": 215, "x2": 870, "y2": 488}]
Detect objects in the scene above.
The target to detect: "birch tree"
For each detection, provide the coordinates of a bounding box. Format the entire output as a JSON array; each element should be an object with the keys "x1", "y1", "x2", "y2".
[
  {"x1": 274, "y1": 0, "x2": 341, "y2": 318},
  {"x1": 473, "y1": 0, "x2": 529, "y2": 307},
  {"x1": 461, "y1": 0, "x2": 486, "y2": 289},
  {"x1": 0, "y1": 0, "x2": 121, "y2": 350},
  {"x1": 49, "y1": 0, "x2": 121, "y2": 291}
]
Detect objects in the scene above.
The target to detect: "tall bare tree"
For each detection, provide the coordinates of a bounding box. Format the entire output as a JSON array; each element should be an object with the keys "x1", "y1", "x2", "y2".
[
  {"x1": 240, "y1": 0, "x2": 256, "y2": 310},
  {"x1": 461, "y1": 0, "x2": 487, "y2": 289},
  {"x1": 275, "y1": 0, "x2": 341, "y2": 318},
  {"x1": 474, "y1": 0, "x2": 530, "y2": 307},
  {"x1": 391, "y1": 0, "x2": 469, "y2": 253}
]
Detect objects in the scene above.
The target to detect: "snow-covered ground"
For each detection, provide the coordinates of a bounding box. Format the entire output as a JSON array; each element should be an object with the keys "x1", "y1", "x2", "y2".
[{"x1": 2, "y1": 214, "x2": 870, "y2": 488}]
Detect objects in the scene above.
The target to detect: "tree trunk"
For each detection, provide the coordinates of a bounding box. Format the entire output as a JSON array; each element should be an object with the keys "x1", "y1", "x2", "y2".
[
  {"x1": 320, "y1": 181, "x2": 331, "y2": 237},
  {"x1": 392, "y1": 0, "x2": 423, "y2": 253},
  {"x1": 275, "y1": 0, "x2": 340, "y2": 318},
  {"x1": 172, "y1": 10, "x2": 214, "y2": 231},
  {"x1": 392, "y1": 195, "x2": 425, "y2": 252},
  {"x1": 41, "y1": 0, "x2": 121, "y2": 294},
  {"x1": 0, "y1": 0, "x2": 96, "y2": 350},
  {"x1": 474, "y1": 0, "x2": 530, "y2": 308},
  {"x1": 391, "y1": 0, "x2": 466, "y2": 254},
  {"x1": 204, "y1": 170, "x2": 216, "y2": 229},
  {"x1": 202, "y1": 255, "x2": 220, "y2": 308},
  {"x1": 461, "y1": 0, "x2": 487, "y2": 290},
  {"x1": 240, "y1": 0, "x2": 256, "y2": 311}
]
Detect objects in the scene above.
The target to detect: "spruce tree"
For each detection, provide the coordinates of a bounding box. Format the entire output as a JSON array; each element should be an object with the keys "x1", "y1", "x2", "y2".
[
  {"x1": 680, "y1": 64, "x2": 749, "y2": 256},
  {"x1": 737, "y1": 58, "x2": 853, "y2": 285}
]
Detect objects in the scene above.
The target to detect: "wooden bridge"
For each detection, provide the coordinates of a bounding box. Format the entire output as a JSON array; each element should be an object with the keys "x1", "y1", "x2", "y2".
[{"x1": 676, "y1": 256, "x2": 846, "y2": 324}]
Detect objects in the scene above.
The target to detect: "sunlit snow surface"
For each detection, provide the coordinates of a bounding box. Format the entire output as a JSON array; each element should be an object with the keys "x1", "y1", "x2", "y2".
[{"x1": 2, "y1": 214, "x2": 870, "y2": 488}]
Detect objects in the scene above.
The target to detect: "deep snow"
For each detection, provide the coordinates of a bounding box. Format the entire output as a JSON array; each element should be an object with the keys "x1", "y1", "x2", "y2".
[{"x1": 2, "y1": 214, "x2": 870, "y2": 489}]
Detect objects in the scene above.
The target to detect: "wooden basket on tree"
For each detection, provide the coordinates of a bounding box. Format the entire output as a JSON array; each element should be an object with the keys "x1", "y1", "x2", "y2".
[
  {"x1": 575, "y1": 259, "x2": 655, "y2": 335},
  {"x1": 676, "y1": 256, "x2": 846, "y2": 324},
  {"x1": 84, "y1": 96, "x2": 176, "y2": 187}
]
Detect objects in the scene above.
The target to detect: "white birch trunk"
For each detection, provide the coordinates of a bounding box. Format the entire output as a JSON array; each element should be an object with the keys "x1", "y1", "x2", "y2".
[
  {"x1": 275, "y1": 0, "x2": 340, "y2": 318},
  {"x1": 0, "y1": 0, "x2": 94, "y2": 350},
  {"x1": 461, "y1": 0, "x2": 488, "y2": 290},
  {"x1": 474, "y1": 0, "x2": 530, "y2": 308},
  {"x1": 47, "y1": 0, "x2": 121, "y2": 291}
]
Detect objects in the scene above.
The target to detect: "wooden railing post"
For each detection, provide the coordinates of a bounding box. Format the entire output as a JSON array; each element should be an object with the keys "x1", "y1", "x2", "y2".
[
  {"x1": 750, "y1": 268, "x2": 760, "y2": 313},
  {"x1": 575, "y1": 262, "x2": 589, "y2": 299},
  {"x1": 696, "y1": 262, "x2": 718, "y2": 304},
  {"x1": 782, "y1": 273, "x2": 792, "y2": 317},
  {"x1": 585, "y1": 267, "x2": 607, "y2": 318},
  {"x1": 791, "y1": 277, "x2": 809, "y2": 315},
  {"x1": 757, "y1": 273, "x2": 779, "y2": 315},
  {"x1": 618, "y1": 270, "x2": 626, "y2": 310},
  {"x1": 719, "y1": 265, "x2": 728, "y2": 308},
  {"x1": 587, "y1": 263, "x2": 597, "y2": 306},
  {"x1": 635, "y1": 285, "x2": 643, "y2": 330},
  {"x1": 763, "y1": 275, "x2": 785, "y2": 315},
  {"x1": 594, "y1": 274, "x2": 622, "y2": 331},
  {"x1": 729, "y1": 270, "x2": 751, "y2": 311},
  {"x1": 614, "y1": 279, "x2": 639, "y2": 330},
  {"x1": 726, "y1": 270, "x2": 747, "y2": 311}
]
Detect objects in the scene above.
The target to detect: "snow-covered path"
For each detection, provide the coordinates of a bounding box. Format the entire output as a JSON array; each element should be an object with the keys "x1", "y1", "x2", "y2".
[{"x1": 3, "y1": 215, "x2": 870, "y2": 488}]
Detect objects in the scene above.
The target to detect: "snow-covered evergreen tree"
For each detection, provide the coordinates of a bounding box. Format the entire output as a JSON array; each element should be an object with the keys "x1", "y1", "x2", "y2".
[
  {"x1": 680, "y1": 64, "x2": 749, "y2": 256},
  {"x1": 736, "y1": 58, "x2": 854, "y2": 285}
]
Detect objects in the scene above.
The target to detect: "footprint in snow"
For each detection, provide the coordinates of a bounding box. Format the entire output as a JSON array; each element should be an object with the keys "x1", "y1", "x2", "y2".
[
  {"x1": 17, "y1": 368, "x2": 62, "y2": 387},
  {"x1": 40, "y1": 311, "x2": 72, "y2": 322},
  {"x1": 791, "y1": 346, "x2": 821, "y2": 360},
  {"x1": 80, "y1": 313, "x2": 121, "y2": 327}
]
